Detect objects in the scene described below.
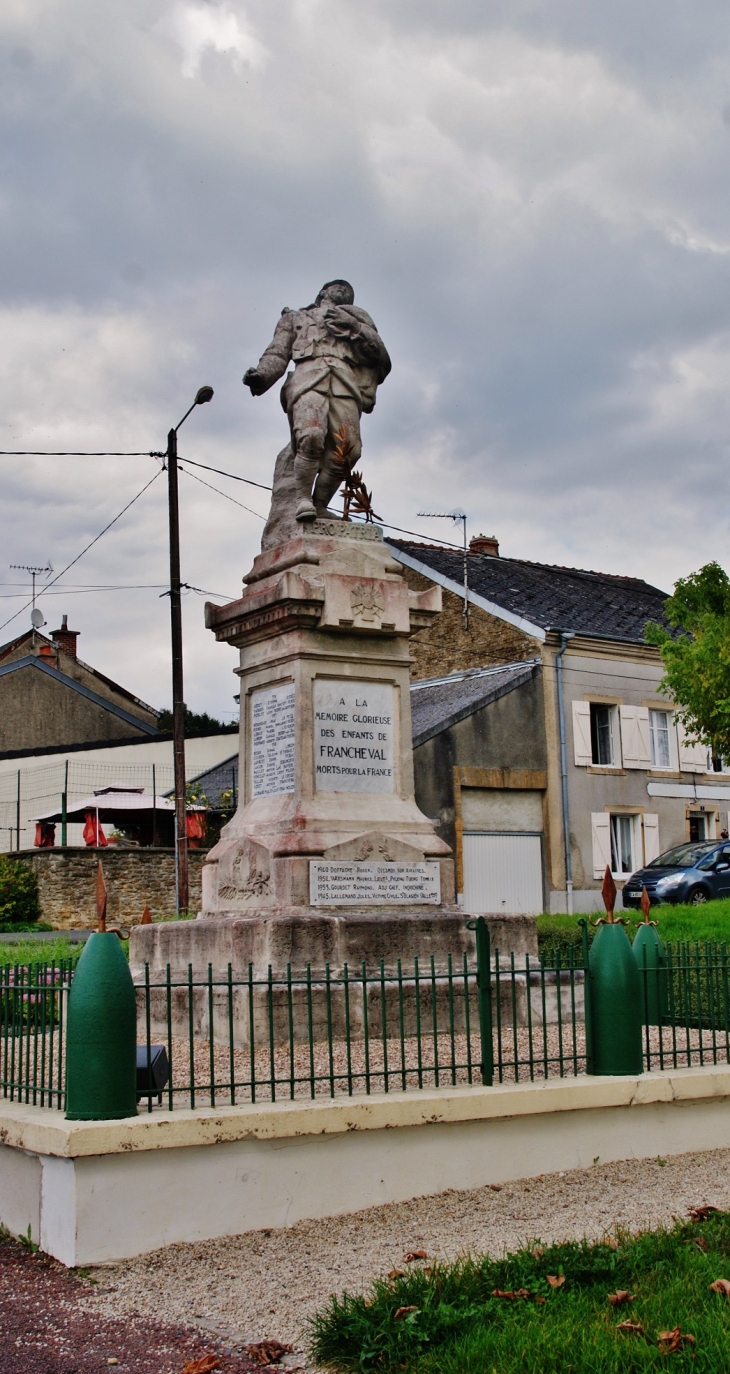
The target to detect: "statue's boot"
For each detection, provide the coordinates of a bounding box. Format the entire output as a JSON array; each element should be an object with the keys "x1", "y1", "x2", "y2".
[
  {"x1": 313, "y1": 456, "x2": 347, "y2": 517},
  {"x1": 293, "y1": 449, "x2": 320, "y2": 522}
]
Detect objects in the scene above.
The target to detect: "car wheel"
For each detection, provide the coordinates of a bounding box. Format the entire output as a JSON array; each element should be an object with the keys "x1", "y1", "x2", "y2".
[{"x1": 687, "y1": 886, "x2": 709, "y2": 905}]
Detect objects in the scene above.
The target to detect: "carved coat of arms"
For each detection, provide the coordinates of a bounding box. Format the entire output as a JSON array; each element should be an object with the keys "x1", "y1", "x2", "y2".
[{"x1": 350, "y1": 583, "x2": 384, "y2": 624}]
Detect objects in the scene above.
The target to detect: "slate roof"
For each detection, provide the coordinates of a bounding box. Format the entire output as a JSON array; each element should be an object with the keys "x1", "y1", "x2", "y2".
[
  {"x1": 185, "y1": 753, "x2": 239, "y2": 809},
  {"x1": 410, "y1": 660, "x2": 540, "y2": 748},
  {"x1": 388, "y1": 541, "x2": 671, "y2": 644}
]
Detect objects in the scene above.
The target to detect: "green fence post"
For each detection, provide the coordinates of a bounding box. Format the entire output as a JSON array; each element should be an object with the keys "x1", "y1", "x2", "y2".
[
  {"x1": 586, "y1": 869, "x2": 643, "y2": 1076},
  {"x1": 468, "y1": 917, "x2": 493, "y2": 1086},
  {"x1": 65, "y1": 933, "x2": 137, "y2": 1120},
  {"x1": 578, "y1": 918, "x2": 593, "y2": 1074}
]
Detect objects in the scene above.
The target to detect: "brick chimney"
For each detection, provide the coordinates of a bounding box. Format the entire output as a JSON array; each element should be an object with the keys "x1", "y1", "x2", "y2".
[
  {"x1": 469, "y1": 534, "x2": 499, "y2": 557},
  {"x1": 51, "y1": 614, "x2": 79, "y2": 659}
]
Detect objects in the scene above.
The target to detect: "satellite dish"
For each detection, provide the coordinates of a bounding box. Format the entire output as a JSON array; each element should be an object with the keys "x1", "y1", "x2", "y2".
[{"x1": 31, "y1": 608, "x2": 44, "y2": 628}]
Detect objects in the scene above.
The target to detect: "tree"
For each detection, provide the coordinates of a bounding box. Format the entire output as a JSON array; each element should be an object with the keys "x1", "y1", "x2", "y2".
[
  {"x1": 157, "y1": 705, "x2": 236, "y2": 738},
  {"x1": 646, "y1": 562, "x2": 730, "y2": 757}
]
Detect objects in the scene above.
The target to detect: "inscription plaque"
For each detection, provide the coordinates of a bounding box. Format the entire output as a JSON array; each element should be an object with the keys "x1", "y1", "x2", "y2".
[
  {"x1": 314, "y1": 679, "x2": 394, "y2": 793},
  {"x1": 310, "y1": 861, "x2": 441, "y2": 906},
  {"x1": 250, "y1": 682, "x2": 295, "y2": 798}
]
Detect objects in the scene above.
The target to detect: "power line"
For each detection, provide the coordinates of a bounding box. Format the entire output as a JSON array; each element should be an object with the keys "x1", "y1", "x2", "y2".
[
  {"x1": 0, "y1": 450, "x2": 163, "y2": 457},
  {"x1": 178, "y1": 464, "x2": 266, "y2": 520},
  {"x1": 0, "y1": 468, "x2": 163, "y2": 635},
  {"x1": 177, "y1": 457, "x2": 272, "y2": 492}
]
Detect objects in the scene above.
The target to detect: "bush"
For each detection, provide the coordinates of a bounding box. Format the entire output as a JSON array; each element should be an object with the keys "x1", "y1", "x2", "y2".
[{"x1": 0, "y1": 858, "x2": 41, "y2": 924}]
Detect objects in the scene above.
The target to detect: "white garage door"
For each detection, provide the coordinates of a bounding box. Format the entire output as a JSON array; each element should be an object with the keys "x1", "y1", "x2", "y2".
[{"x1": 463, "y1": 833, "x2": 544, "y2": 914}]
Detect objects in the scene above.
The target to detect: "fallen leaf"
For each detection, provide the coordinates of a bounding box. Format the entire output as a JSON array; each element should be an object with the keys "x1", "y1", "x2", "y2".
[
  {"x1": 181, "y1": 1358, "x2": 220, "y2": 1374},
  {"x1": 689, "y1": 1205, "x2": 721, "y2": 1222},
  {"x1": 608, "y1": 1291, "x2": 635, "y2": 1306},
  {"x1": 657, "y1": 1326, "x2": 695, "y2": 1354},
  {"x1": 546, "y1": 1275, "x2": 565, "y2": 1289},
  {"x1": 604, "y1": 1237, "x2": 619, "y2": 1249},
  {"x1": 684, "y1": 1236, "x2": 708, "y2": 1252},
  {"x1": 617, "y1": 1320, "x2": 645, "y2": 1337},
  {"x1": 492, "y1": 1288, "x2": 545, "y2": 1304},
  {"x1": 393, "y1": 1306, "x2": 419, "y2": 1321},
  {"x1": 387, "y1": 1269, "x2": 405, "y2": 1281},
  {"x1": 243, "y1": 1342, "x2": 294, "y2": 1367},
  {"x1": 404, "y1": 1250, "x2": 428, "y2": 1262},
  {"x1": 710, "y1": 1278, "x2": 730, "y2": 1299},
  {"x1": 531, "y1": 1245, "x2": 544, "y2": 1260},
  {"x1": 489, "y1": 1184, "x2": 502, "y2": 1192}
]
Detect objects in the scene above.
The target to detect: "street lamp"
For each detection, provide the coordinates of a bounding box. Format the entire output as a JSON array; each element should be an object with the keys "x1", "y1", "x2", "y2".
[{"x1": 167, "y1": 385, "x2": 214, "y2": 915}]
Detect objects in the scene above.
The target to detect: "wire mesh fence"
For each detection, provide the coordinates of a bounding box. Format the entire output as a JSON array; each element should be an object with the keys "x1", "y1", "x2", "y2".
[
  {"x1": 4, "y1": 935, "x2": 730, "y2": 1115},
  {"x1": 0, "y1": 754, "x2": 238, "y2": 851}
]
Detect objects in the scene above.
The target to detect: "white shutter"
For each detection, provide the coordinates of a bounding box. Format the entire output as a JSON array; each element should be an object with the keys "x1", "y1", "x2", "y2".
[
  {"x1": 619, "y1": 706, "x2": 651, "y2": 769},
  {"x1": 572, "y1": 700, "x2": 593, "y2": 766},
  {"x1": 677, "y1": 719, "x2": 708, "y2": 773},
  {"x1": 643, "y1": 813, "x2": 660, "y2": 864},
  {"x1": 592, "y1": 812, "x2": 612, "y2": 879}
]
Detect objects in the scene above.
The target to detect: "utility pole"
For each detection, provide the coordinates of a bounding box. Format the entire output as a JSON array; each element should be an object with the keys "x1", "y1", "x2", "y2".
[
  {"x1": 165, "y1": 385, "x2": 214, "y2": 915},
  {"x1": 167, "y1": 425, "x2": 188, "y2": 913}
]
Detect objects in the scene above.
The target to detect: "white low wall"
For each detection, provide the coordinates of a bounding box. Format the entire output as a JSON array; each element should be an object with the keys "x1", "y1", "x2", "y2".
[{"x1": 2, "y1": 1067, "x2": 730, "y2": 1266}]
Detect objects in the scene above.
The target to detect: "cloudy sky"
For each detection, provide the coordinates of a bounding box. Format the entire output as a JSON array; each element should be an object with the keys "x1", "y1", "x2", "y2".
[{"x1": 3, "y1": 0, "x2": 730, "y2": 719}]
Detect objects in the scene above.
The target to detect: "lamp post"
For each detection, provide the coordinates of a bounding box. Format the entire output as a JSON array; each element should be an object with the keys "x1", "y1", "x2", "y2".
[{"x1": 167, "y1": 385, "x2": 214, "y2": 915}]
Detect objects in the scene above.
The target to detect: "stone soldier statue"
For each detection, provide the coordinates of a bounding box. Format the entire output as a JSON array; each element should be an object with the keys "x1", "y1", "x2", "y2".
[{"x1": 244, "y1": 280, "x2": 391, "y2": 524}]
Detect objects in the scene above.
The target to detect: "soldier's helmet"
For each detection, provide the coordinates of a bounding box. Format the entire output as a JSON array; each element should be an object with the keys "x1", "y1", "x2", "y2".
[{"x1": 316, "y1": 280, "x2": 355, "y2": 305}]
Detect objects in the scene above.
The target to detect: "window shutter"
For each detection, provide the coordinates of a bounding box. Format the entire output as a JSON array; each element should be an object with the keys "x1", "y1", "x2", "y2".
[
  {"x1": 677, "y1": 719, "x2": 708, "y2": 773},
  {"x1": 592, "y1": 812, "x2": 612, "y2": 879},
  {"x1": 572, "y1": 701, "x2": 593, "y2": 766},
  {"x1": 620, "y1": 705, "x2": 651, "y2": 768},
  {"x1": 643, "y1": 814, "x2": 660, "y2": 864}
]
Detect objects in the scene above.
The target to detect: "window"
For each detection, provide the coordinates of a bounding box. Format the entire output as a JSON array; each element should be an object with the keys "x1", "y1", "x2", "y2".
[
  {"x1": 649, "y1": 710, "x2": 671, "y2": 768},
  {"x1": 590, "y1": 703, "x2": 616, "y2": 765},
  {"x1": 610, "y1": 814, "x2": 635, "y2": 874}
]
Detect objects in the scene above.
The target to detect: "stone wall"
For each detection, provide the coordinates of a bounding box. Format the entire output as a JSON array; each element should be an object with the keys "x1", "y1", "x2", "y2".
[
  {"x1": 399, "y1": 566, "x2": 537, "y2": 680},
  {"x1": 7, "y1": 848, "x2": 209, "y2": 929}
]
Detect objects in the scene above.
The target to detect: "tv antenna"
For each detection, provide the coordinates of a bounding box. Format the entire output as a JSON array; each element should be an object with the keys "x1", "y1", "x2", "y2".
[
  {"x1": 10, "y1": 562, "x2": 53, "y2": 631},
  {"x1": 417, "y1": 510, "x2": 469, "y2": 630}
]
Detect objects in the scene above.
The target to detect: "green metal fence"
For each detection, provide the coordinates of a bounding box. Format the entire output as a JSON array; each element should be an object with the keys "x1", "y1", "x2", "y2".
[
  {"x1": 4, "y1": 930, "x2": 730, "y2": 1113},
  {"x1": 0, "y1": 961, "x2": 73, "y2": 1108}
]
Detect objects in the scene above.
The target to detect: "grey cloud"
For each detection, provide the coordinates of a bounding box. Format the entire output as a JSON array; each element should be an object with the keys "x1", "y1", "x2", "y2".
[{"x1": 2, "y1": 1, "x2": 730, "y2": 713}]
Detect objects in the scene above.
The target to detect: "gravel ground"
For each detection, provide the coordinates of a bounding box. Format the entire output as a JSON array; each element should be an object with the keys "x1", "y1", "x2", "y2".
[
  {"x1": 85, "y1": 1146, "x2": 730, "y2": 1365},
  {"x1": 143, "y1": 1022, "x2": 720, "y2": 1107}
]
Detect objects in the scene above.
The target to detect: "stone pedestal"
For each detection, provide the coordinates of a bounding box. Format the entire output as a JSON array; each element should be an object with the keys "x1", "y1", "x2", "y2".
[
  {"x1": 202, "y1": 518, "x2": 450, "y2": 914},
  {"x1": 130, "y1": 519, "x2": 536, "y2": 1001}
]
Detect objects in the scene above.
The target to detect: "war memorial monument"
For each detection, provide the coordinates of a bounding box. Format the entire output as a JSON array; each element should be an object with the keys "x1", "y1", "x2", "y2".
[{"x1": 131, "y1": 281, "x2": 529, "y2": 1012}]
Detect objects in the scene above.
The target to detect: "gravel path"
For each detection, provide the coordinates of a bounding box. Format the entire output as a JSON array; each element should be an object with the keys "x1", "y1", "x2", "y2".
[{"x1": 85, "y1": 1146, "x2": 730, "y2": 1366}]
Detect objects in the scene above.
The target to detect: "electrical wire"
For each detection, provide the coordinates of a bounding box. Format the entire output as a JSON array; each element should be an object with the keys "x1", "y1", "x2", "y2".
[
  {"x1": 177, "y1": 457, "x2": 272, "y2": 492},
  {"x1": 178, "y1": 463, "x2": 266, "y2": 519},
  {"x1": 0, "y1": 450, "x2": 163, "y2": 456},
  {"x1": 0, "y1": 468, "x2": 163, "y2": 634}
]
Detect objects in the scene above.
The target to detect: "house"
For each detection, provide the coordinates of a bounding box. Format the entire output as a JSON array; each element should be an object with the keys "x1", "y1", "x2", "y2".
[
  {"x1": 0, "y1": 617, "x2": 161, "y2": 754},
  {"x1": 388, "y1": 536, "x2": 728, "y2": 914}
]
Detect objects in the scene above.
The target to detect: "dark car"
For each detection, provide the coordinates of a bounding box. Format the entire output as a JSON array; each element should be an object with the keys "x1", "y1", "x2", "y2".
[{"x1": 622, "y1": 840, "x2": 730, "y2": 908}]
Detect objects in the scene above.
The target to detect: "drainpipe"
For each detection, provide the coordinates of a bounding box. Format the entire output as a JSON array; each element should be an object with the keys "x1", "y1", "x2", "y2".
[{"x1": 554, "y1": 630, "x2": 575, "y2": 915}]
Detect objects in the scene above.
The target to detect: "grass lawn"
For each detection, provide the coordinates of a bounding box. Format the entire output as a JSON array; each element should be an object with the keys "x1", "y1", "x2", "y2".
[
  {"x1": 311, "y1": 1211, "x2": 730, "y2": 1373},
  {"x1": 0, "y1": 936, "x2": 85, "y2": 967},
  {"x1": 537, "y1": 898, "x2": 730, "y2": 957}
]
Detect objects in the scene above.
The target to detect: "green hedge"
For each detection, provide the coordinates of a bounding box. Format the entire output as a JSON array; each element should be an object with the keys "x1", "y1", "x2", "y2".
[{"x1": 0, "y1": 858, "x2": 41, "y2": 925}]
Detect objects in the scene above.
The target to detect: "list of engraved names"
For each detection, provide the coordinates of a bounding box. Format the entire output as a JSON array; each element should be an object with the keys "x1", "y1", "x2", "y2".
[
  {"x1": 310, "y1": 862, "x2": 441, "y2": 905},
  {"x1": 250, "y1": 682, "x2": 295, "y2": 799},
  {"x1": 313, "y1": 680, "x2": 394, "y2": 793}
]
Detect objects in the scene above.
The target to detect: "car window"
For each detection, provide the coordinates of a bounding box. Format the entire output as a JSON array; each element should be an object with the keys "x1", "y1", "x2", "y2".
[
  {"x1": 697, "y1": 845, "x2": 730, "y2": 870},
  {"x1": 647, "y1": 842, "x2": 716, "y2": 869}
]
